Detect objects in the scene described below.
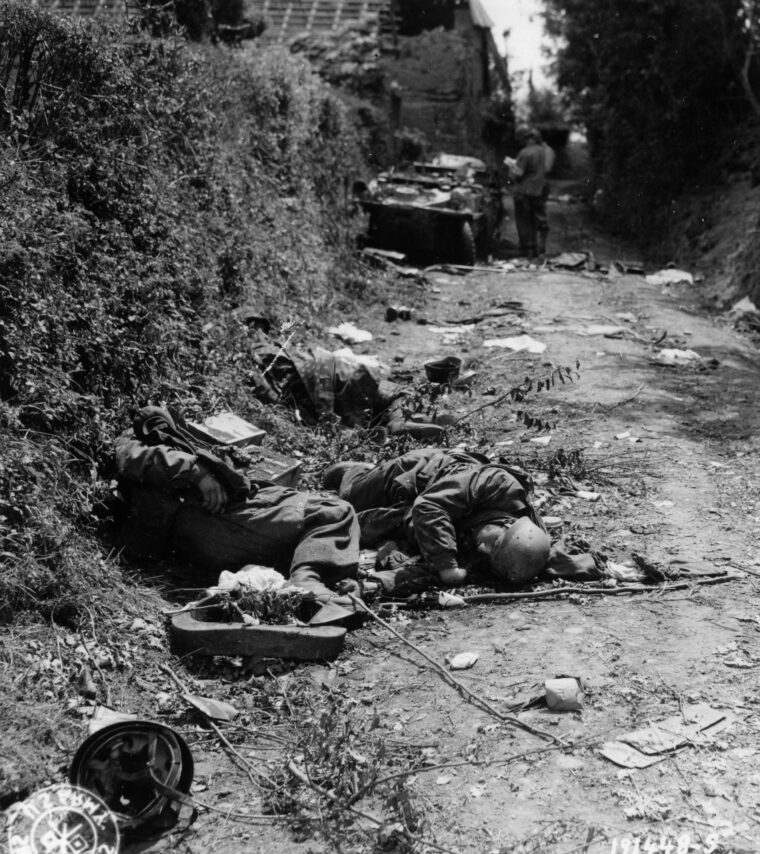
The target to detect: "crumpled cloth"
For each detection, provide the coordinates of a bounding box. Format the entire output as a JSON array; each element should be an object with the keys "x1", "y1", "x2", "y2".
[{"x1": 206, "y1": 565, "x2": 287, "y2": 596}]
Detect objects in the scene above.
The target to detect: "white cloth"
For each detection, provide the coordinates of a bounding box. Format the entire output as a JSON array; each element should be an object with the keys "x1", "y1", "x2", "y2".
[{"x1": 207, "y1": 565, "x2": 286, "y2": 595}]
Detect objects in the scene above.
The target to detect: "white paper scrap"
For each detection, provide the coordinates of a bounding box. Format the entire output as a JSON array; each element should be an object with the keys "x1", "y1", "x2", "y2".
[{"x1": 483, "y1": 334, "x2": 546, "y2": 354}]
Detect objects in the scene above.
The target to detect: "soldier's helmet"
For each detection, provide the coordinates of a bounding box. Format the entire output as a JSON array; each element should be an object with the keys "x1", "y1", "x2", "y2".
[{"x1": 489, "y1": 517, "x2": 550, "y2": 585}]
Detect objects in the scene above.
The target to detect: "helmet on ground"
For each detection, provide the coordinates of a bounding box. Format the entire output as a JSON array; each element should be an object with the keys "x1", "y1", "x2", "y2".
[{"x1": 489, "y1": 517, "x2": 550, "y2": 585}]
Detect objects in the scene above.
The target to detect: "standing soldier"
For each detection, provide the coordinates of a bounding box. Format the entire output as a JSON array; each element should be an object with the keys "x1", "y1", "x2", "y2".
[{"x1": 504, "y1": 126, "x2": 549, "y2": 259}]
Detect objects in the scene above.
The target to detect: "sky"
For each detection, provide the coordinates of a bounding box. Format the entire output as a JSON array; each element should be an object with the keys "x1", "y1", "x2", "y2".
[{"x1": 480, "y1": 0, "x2": 551, "y2": 90}]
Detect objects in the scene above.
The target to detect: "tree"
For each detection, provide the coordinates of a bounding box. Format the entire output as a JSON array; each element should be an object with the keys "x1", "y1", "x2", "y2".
[{"x1": 544, "y1": 0, "x2": 753, "y2": 235}]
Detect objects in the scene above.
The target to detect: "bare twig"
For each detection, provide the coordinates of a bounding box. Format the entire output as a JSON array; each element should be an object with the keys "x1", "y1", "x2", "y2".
[
  {"x1": 600, "y1": 315, "x2": 650, "y2": 344},
  {"x1": 349, "y1": 744, "x2": 560, "y2": 803},
  {"x1": 347, "y1": 595, "x2": 569, "y2": 747},
  {"x1": 287, "y1": 760, "x2": 380, "y2": 825},
  {"x1": 462, "y1": 574, "x2": 738, "y2": 603},
  {"x1": 599, "y1": 382, "x2": 645, "y2": 410}
]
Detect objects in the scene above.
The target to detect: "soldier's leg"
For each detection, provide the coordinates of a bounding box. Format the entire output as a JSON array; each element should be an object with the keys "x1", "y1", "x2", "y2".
[
  {"x1": 172, "y1": 488, "x2": 359, "y2": 603},
  {"x1": 171, "y1": 487, "x2": 307, "y2": 575},
  {"x1": 533, "y1": 195, "x2": 549, "y2": 255},
  {"x1": 286, "y1": 495, "x2": 360, "y2": 601},
  {"x1": 513, "y1": 194, "x2": 535, "y2": 256}
]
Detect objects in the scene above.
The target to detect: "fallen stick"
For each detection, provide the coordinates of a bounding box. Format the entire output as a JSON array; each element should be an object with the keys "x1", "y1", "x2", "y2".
[
  {"x1": 347, "y1": 594, "x2": 569, "y2": 747},
  {"x1": 462, "y1": 574, "x2": 738, "y2": 603},
  {"x1": 599, "y1": 382, "x2": 645, "y2": 410},
  {"x1": 349, "y1": 744, "x2": 560, "y2": 804},
  {"x1": 600, "y1": 314, "x2": 652, "y2": 344}
]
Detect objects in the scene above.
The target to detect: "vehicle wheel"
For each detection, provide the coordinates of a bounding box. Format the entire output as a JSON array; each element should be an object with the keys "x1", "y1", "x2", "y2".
[{"x1": 456, "y1": 221, "x2": 476, "y2": 266}]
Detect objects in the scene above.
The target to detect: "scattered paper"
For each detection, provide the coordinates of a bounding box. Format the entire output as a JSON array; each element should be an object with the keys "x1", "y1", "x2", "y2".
[
  {"x1": 574, "y1": 325, "x2": 624, "y2": 338},
  {"x1": 438, "y1": 591, "x2": 467, "y2": 608},
  {"x1": 605, "y1": 562, "x2": 647, "y2": 583},
  {"x1": 428, "y1": 325, "x2": 472, "y2": 334},
  {"x1": 645, "y1": 268, "x2": 694, "y2": 286},
  {"x1": 88, "y1": 707, "x2": 139, "y2": 735},
  {"x1": 575, "y1": 490, "x2": 600, "y2": 501},
  {"x1": 655, "y1": 348, "x2": 703, "y2": 366},
  {"x1": 529, "y1": 435, "x2": 552, "y2": 446},
  {"x1": 600, "y1": 704, "x2": 734, "y2": 769},
  {"x1": 327, "y1": 322, "x2": 373, "y2": 344},
  {"x1": 728, "y1": 296, "x2": 757, "y2": 314},
  {"x1": 183, "y1": 693, "x2": 239, "y2": 722},
  {"x1": 449, "y1": 652, "x2": 479, "y2": 670},
  {"x1": 483, "y1": 334, "x2": 546, "y2": 354}
]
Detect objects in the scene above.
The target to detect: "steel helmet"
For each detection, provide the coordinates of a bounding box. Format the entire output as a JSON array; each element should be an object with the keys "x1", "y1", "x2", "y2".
[{"x1": 490, "y1": 517, "x2": 550, "y2": 585}]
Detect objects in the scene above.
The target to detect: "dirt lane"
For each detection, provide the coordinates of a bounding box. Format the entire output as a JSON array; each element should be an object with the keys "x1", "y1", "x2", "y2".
[
  {"x1": 168, "y1": 202, "x2": 760, "y2": 854},
  {"x1": 332, "y1": 207, "x2": 760, "y2": 852}
]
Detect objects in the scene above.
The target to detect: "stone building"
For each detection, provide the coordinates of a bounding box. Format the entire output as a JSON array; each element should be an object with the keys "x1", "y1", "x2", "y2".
[{"x1": 253, "y1": 0, "x2": 510, "y2": 161}]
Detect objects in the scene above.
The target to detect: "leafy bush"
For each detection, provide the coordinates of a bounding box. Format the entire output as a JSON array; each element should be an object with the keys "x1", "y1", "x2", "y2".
[{"x1": 0, "y1": 1, "x2": 369, "y2": 625}]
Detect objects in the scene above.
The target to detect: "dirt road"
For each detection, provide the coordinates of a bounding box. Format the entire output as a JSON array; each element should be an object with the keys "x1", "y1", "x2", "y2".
[{"x1": 151, "y1": 200, "x2": 760, "y2": 854}]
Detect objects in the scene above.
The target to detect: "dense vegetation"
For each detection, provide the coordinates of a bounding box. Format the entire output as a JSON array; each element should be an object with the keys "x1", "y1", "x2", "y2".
[
  {"x1": 545, "y1": 0, "x2": 759, "y2": 239},
  {"x1": 0, "y1": 0, "x2": 370, "y2": 627}
]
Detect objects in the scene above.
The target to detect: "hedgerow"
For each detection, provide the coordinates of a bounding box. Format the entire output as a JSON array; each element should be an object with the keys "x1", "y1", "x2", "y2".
[{"x1": 0, "y1": 1, "x2": 370, "y2": 625}]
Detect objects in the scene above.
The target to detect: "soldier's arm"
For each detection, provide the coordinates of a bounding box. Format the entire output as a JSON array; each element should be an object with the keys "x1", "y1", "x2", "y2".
[
  {"x1": 410, "y1": 472, "x2": 472, "y2": 574},
  {"x1": 114, "y1": 434, "x2": 201, "y2": 491}
]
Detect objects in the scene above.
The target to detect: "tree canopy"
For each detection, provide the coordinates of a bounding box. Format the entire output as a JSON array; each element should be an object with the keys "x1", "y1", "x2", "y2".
[{"x1": 545, "y1": 0, "x2": 759, "y2": 234}]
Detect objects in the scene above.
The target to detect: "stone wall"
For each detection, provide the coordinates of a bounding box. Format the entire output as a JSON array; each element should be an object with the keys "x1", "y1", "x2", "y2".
[{"x1": 381, "y1": 16, "x2": 488, "y2": 160}]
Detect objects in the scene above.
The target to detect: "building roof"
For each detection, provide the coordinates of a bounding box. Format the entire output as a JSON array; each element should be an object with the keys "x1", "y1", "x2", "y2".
[
  {"x1": 30, "y1": 0, "x2": 138, "y2": 16},
  {"x1": 253, "y1": 0, "x2": 493, "y2": 46}
]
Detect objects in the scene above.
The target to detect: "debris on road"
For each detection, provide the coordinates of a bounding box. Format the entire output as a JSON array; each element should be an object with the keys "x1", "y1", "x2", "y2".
[
  {"x1": 645, "y1": 268, "x2": 694, "y2": 285},
  {"x1": 600, "y1": 704, "x2": 734, "y2": 768},
  {"x1": 728, "y1": 296, "x2": 758, "y2": 314},
  {"x1": 573, "y1": 324, "x2": 625, "y2": 338},
  {"x1": 424, "y1": 355, "x2": 463, "y2": 383},
  {"x1": 544, "y1": 677, "x2": 585, "y2": 711},
  {"x1": 573, "y1": 489, "x2": 601, "y2": 501},
  {"x1": 385, "y1": 304, "x2": 415, "y2": 321},
  {"x1": 483, "y1": 334, "x2": 547, "y2": 353},
  {"x1": 207, "y1": 565, "x2": 287, "y2": 595},
  {"x1": 529, "y1": 435, "x2": 552, "y2": 445},
  {"x1": 654, "y1": 347, "x2": 704, "y2": 365},
  {"x1": 448, "y1": 651, "x2": 479, "y2": 670},
  {"x1": 438, "y1": 591, "x2": 467, "y2": 608},
  {"x1": 183, "y1": 693, "x2": 239, "y2": 722},
  {"x1": 611, "y1": 260, "x2": 646, "y2": 274},
  {"x1": 327, "y1": 321, "x2": 373, "y2": 344},
  {"x1": 551, "y1": 252, "x2": 589, "y2": 269}
]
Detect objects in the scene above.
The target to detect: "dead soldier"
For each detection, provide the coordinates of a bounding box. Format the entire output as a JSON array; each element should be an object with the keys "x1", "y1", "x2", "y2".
[
  {"x1": 323, "y1": 447, "x2": 594, "y2": 596},
  {"x1": 114, "y1": 407, "x2": 360, "y2": 611}
]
